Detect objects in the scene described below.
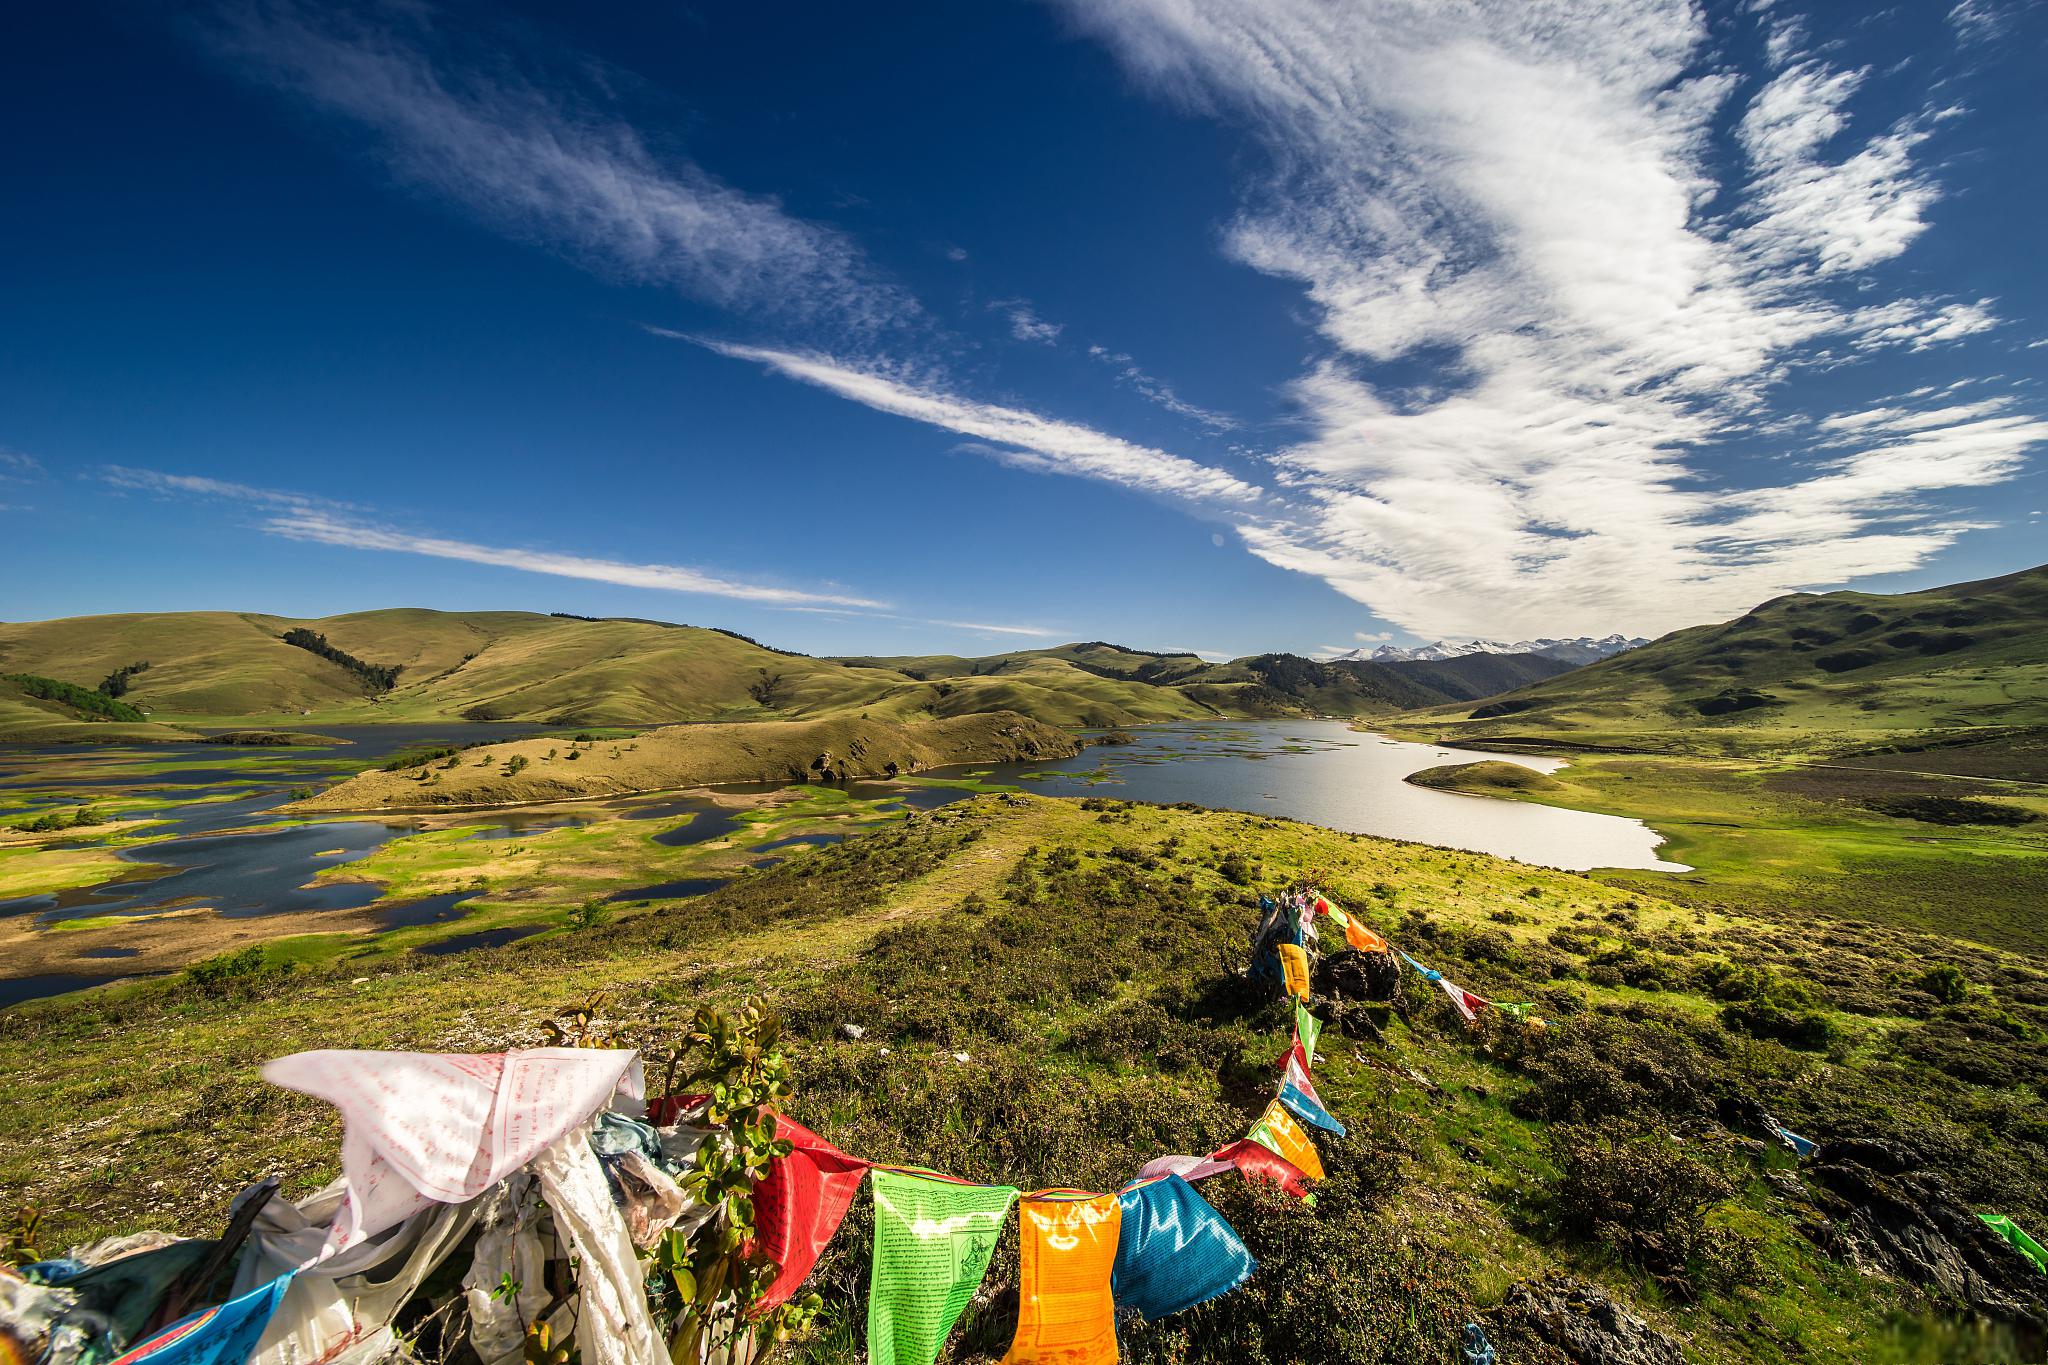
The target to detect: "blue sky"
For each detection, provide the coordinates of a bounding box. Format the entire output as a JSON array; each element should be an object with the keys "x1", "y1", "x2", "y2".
[{"x1": 2, "y1": 1, "x2": 2043, "y2": 658}]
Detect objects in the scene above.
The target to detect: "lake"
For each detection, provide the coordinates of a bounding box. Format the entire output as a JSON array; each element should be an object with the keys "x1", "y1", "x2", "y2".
[
  {"x1": 0, "y1": 718, "x2": 1681, "y2": 1004},
  {"x1": 942, "y1": 721, "x2": 1686, "y2": 872}
]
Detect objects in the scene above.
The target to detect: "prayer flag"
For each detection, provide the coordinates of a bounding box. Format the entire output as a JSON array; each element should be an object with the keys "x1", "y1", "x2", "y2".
[
  {"x1": 1293, "y1": 1004, "x2": 1322, "y2": 1063},
  {"x1": 1112, "y1": 1176, "x2": 1255, "y2": 1321},
  {"x1": 1246, "y1": 1101, "x2": 1325, "y2": 1182},
  {"x1": 1980, "y1": 1214, "x2": 2048, "y2": 1274},
  {"x1": 1278, "y1": 944, "x2": 1311, "y2": 999},
  {"x1": 1438, "y1": 976, "x2": 1479, "y2": 1022},
  {"x1": 1343, "y1": 918, "x2": 1388, "y2": 954},
  {"x1": 868, "y1": 1171, "x2": 1018, "y2": 1365},
  {"x1": 1002, "y1": 1192, "x2": 1121, "y2": 1363},
  {"x1": 1277, "y1": 1060, "x2": 1346, "y2": 1136},
  {"x1": 110, "y1": 1274, "x2": 293, "y2": 1365},
  {"x1": 750, "y1": 1113, "x2": 870, "y2": 1315},
  {"x1": 1207, "y1": 1140, "x2": 1314, "y2": 1199}
]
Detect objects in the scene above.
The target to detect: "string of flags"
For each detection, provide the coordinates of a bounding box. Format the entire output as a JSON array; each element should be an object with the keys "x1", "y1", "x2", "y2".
[
  {"x1": 731, "y1": 885, "x2": 1548, "y2": 1364},
  {"x1": 5, "y1": 886, "x2": 1550, "y2": 1365}
]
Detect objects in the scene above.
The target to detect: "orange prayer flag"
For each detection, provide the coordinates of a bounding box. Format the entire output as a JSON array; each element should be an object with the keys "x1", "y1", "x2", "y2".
[
  {"x1": 1278, "y1": 944, "x2": 1311, "y2": 999},
  {"x1": 1343, "y1": 918, "x2": 1388, "y2": 954},
  {"x1": 1002, "y1": 1192, "x2": 1122, "y2": 1365},
  {"x1": 1246, "y1": 1100, "x2": 1325, "y2": 1182}
]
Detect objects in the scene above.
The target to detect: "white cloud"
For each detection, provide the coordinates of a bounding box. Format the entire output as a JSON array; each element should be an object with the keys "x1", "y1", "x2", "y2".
[
  {"x1": 1056, "y1": 0, "x2": 2042, "y2": 637},
  {"x1": 98, "y1": 464, "x2": 334, "y2": 508},
  {"x1": 96, "y1": 465, "x2": 886, "y2": 608},
  {"x1": 1845, "y1": 297, "x2": 2001, "y2": 351},
  {"x1": 267, "y1": 509, "x2": 886, "y2": 607},
  {"x1": 1085, "y1": 345, "x2": 1239, "y2": 431},
  {"x1": 992, "y1": 299, "x2": 1063, "y2": 345},
  {"x1": 1949, "y1": 0, "x2": 2013, "y2": 43},
  {"x1": 0, "y1": 450, "x2": 43, "y2": 481},
  {"x1": 686, "y1": 336, "x2": 1261, "y2": 503},
  {"x1": 921, "y1": 618, "x2": 1059, "y2": 638},
  {"x1": 206, "y1": 2, "x2": 907, "y2": 332}
]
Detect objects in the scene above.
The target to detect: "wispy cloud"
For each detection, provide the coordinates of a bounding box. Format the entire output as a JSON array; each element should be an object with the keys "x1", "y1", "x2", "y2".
[
  {"x1": 922, "y1": 618, "x2": 1059, "y2": 638},
  {"x1": 682, "y1": 335, "x2": 1261, "y2": 504},
  {"x1": 267, "y1": 509, "x2": 886, "y2": 607},
  {"x1": 1057, "y1": 0, "x2": 2042, "y2": 637},
  {"x1": 1948, "y1": 0, "x2": 2015, "y2": 44},
  {"x1": 98, "y1": 464, "x2": 337, "y2": 508},
  {"x1": 1085, "y1": 345, "x2": 1238, "y2": 431},
  {"x1": 203, "y1": 1, "x2": 909, "y2": 333},
  {"x1": 98, "y1": 465, "x2": 885, "y2": 608},
  {"x1": 992, "y1": 299, "x2": 1063, "y2": 345}
]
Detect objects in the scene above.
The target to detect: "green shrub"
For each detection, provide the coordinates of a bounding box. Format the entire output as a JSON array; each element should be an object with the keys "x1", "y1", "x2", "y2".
[
  {"x1": 1916, "y1": 963, "x2": 1971, "y2": 1005},
  {"x1": 1546, "y1": 1121, "x2": 1757, "y2": 1296},
  {"x1": 1513, "y1": 1011, "x2": 1721, "y2": 1123},
  {"x1": 183, "y1": 948, "x2": 291, "y2": 998}
]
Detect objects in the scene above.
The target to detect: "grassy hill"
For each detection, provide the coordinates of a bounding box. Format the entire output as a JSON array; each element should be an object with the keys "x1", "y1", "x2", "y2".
[
  {"x1": 0, "y1": 610, "x2": 1575, "y2": 739},
  {"x1": 5, "y1": 793, "x2": 2045, "y2": 1363},
  {"x1": 1402, "y1": 563, "x2": 2048, "y2": 768},
  {"x1": 0, "y1": 674, "x2": 195, "y2": 743},
  {"x1": 286, "y1": 711, "x2": 1082, "y2": 811}
]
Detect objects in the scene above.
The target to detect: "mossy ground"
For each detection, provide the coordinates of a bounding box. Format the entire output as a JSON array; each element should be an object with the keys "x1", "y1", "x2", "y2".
[{"x1": 4, "y1": 794, "x2": 2044, "y2": 1364}]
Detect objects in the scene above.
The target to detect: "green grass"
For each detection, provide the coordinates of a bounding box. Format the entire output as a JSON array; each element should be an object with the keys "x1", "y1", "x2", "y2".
[
  {"x1": 1412, "y1": 751, "x2": 2048, "y2": 954},
  {"x1": 5, "y1": 793, "x2": 2045, "y2": 1363}
]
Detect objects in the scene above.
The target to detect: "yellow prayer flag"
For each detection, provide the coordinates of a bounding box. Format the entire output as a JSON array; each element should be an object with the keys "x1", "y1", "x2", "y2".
[
  {"x1": 1001, "y1": 1192, "x2": 1121, "y2": 1364},
  {"x1": 1279, "y1": 943, "x2": 1311, "y2": 998},
  {"x1": 1247, "y1": 1100, "x2": 1325, "y2": 1182}
]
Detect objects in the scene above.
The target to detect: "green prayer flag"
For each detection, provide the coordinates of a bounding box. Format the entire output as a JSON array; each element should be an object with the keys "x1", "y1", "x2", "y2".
[
  {"x1": 867, "y1": 1170, "x2": 1019, "y2": 1365},
  {"x1": 1294, "y1": 1003, "x2": 1322, "y2": 1061},
  {"x1": 1980, "y1": 1213, "x2": 2048, "y2": 1273}
]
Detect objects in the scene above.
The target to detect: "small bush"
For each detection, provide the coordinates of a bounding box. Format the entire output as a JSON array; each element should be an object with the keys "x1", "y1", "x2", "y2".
[
  {"x1": 1915, "y1": 963, "x2": 1970, "y2": 1005},
  {"x1": 1547, "y1": 1121, "x2": 1756, "y2": 1296},
  {"x1": 183, "y1": 947, "x2": 290, "y2": 998}
]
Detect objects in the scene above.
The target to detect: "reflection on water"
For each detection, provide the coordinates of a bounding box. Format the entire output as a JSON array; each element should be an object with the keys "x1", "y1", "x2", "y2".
[
  {"x1": 937, "y1": 721, "x2": 1687, "y2": 872},
  {"x1": 0, "y1": 972, "x2": 157, "y2": 1008},
  {"x1": 411, "y1": 925, "x2": 547, "y2": 956},
  {"x1": 753, "y1": 833, "x2": 842, "y2": 853}
]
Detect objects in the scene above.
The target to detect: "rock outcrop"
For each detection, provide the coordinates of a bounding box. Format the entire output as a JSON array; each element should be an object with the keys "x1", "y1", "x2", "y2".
[{"x1": 1489, "y1": 1275, "x2": 1686, "y2": 1365}]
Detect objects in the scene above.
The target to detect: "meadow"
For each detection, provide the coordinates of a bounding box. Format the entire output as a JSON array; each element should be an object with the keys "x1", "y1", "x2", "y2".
[{"x1": 5, "y1": 793, "x2": 2046, "y2": 1364}]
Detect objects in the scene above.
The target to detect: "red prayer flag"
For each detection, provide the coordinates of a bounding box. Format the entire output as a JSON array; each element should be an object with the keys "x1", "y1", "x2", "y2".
[
  {"x1": 749, "y1": 1113, "x2": 871, "y2": 1315},
  {"x1": 1206, "y1": 1138, "x2": 1312, "y2": 1200}
]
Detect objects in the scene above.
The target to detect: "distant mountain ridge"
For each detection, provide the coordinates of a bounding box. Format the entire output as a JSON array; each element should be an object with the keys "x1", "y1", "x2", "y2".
[
  {"x1": 0, "y1": 609, "x2": 1584, "y2": 740},
  {"x1": 1337, "y1": 634, "x2": 1649, "y2": 665}
]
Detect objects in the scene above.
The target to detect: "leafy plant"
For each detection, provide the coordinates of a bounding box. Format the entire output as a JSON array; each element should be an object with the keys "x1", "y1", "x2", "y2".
[
  {"x1": 1, "y1": 1207, "x2": 43, "y2": 1266},
  {"x1": 650, "y1": 1002, "x2": 821, "y2": 1362}
]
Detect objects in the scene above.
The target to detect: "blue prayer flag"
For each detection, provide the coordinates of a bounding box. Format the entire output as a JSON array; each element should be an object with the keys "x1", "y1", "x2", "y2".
[{"x1": 1112, "y1": 1175, "x2": 1255, "y2": 1321}]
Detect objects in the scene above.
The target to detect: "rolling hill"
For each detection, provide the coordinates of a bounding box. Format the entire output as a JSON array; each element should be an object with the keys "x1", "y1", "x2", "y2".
[
  {"x1": 0, "y1": 610, "x2": 1577, "y2": 739},
  {"x1": 1404, "y1": 562, "x2": 2048, "y2": 770}
]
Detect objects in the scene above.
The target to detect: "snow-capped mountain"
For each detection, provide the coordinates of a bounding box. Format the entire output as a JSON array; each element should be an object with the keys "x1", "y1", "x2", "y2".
[{"x1": 1325, "y1": 634, "x2": 1648, "y2": 665}]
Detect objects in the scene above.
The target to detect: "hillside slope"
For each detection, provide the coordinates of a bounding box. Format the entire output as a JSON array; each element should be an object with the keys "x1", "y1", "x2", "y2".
[
  {"x1": 1407, "y1": 563, "x2": 2048, "y2": 766},
  {"x1": 6, "y1": 794, "x2": 2044, "y2": 1364},
  {"x1": 0, "y1": 611, "x2": 1574, "y2": 737},
  {"x1": 286, "y1": 711, "x2": 1082, "y2": 810}
]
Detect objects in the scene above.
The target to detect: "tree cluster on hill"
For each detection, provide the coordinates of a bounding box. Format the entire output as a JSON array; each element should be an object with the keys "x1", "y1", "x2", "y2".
[
  {"x1": 4, "y1": 673, "x2": 146, "y2": 722},
  {"x1": 279, "y1": 628, "x2": 402, "y2": 692},
  {"x1": 97, "y1": 659, "x2": 150, "y2": 698}
]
